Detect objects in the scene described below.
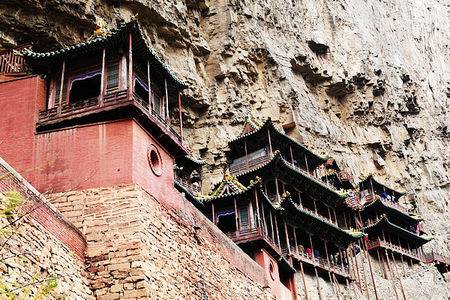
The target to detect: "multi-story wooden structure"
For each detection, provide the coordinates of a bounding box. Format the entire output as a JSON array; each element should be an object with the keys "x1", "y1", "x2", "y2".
[{"x1": 358, "y1": 176, "x2": 431, "y2": 263}]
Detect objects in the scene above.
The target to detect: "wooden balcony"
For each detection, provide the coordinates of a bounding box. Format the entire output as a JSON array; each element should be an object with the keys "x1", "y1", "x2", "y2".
[
  {"x1": 174, "y1": 174, "x2": 200, "y2": 195},
  {"x1": 284, "y1": 246, "x2": 352, "y2": 279},
  {"x1": 0, "y1": 46, "x2": 29, "y2": 74},
  {"x1": 366, "y1": 238, "x2": 423, "y2": 261},
  {"x1": 226, "y1": 226, "x2": 282, "y2": 257},
  {"x1": 229, "y1": 153, "x2": 272, "y2": 175},
  {"x1": 423, "y1": 251, "x2": 450, "y2": 266},
  {"x1": 37, "y1": 89, "x2": 186, "y2": 154}
]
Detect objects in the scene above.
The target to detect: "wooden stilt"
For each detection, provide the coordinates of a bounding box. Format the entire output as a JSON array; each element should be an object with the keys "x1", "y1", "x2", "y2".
[
  {"x1": 164, "y1": 78, "x2": 169, "y2": 120},
  {"x1": 384, "y1": 249, "x2": 400, "y2": 300},
  {"x1": 261, "y1": 201, "x2": 267, "y2": 234},
  {"x1": 233, "y1": 198, "x2": 239, "y2": 232},
  {"x1": 147, "y1": 60, "x2": 152, "y2": 113},
  {"x1": 377, "y1": 249, "x2": 387, "y2": 279},
  {"x1": 211, "y1": 203, "x2": 215, "y2": 225},
  {"x1": 254, "y1": 190, "x2": 261, "y2": 229},
  {"x1": 269, "y1": 210, "x2": 275, "y2": 242},
  {"x1": 324, "y1": 241, "x2": 340, "y2": 300},
  {"x1": 267, "y1": 128, "x2": 273, "y2": 155},
  {"x1": 178, "y1": 92, "x2": 183, "y2": 142},
  {"x1": 128, "y1": 31, "x2": 133, "y2": 101},
  {"x1": 299, "y1": 262, "x2": 309, "y2": 300},
  {"x1": 390, "y1": 252, "x2": 407, "y2": 300},
  {"x1": 284, "y1": 222, "x2": 291, "y2": 255},
  {"x1": 364, "y1": 239, "x2": 379, "y2": 300}
]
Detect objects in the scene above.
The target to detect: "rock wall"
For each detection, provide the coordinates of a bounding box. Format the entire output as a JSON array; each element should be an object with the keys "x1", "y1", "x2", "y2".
[{"x1": 49, "y1": 185, "x2": 272, "y2": 299}]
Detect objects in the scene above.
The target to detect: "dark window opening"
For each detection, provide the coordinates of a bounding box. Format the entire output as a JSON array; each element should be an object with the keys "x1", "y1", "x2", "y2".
[
  {"x1": 217, "y1": 211, "x2": 236, "y2": 233},
  {"x1": 239, "y1": 205, "x2": 249, "y2": 230},
  {"x1": 69, "y1": 72, "x2": 101, "y2": 104},
  {"x1": 279, "y1": 270, "x2": 293, "y2": 291},
  {"x1": 134, "y1": 77, "x2": 149, "y2": 107}
]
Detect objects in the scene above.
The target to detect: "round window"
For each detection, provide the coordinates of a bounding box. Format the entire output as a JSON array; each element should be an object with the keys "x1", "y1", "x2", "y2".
[
  {"x1": 147, "y1": 144, "x2": 163, "y2": 176},
  {"x1": 269, "y1": 261, "x2": 275, "y2": 280}
]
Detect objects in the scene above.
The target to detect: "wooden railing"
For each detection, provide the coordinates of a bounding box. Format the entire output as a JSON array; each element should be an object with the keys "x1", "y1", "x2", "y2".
[
  {"x1": 0, "y1": 46, "x2": 28, "y2": 74},
  {"x1": 38, "y1": 89, "x2": 182, "y2": 142},
  {"x1": 366, "y1": 238, "x2": 423, "y2": 261},
  {"x1": 285, "y1": 246, "x2": 351, "y2": 278},
  {"x1": 229, "y1": 153, "x2": 273, "y2": 175},
  {"x1": 174, "y1": 174, "x2": 200, "y2": 194},
  {"x1": 226, "y1": 226, "x2": 281, "y2": 256}
]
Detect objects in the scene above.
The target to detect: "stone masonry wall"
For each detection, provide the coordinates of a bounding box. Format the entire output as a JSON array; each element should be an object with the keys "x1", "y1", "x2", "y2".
[
  {"x1": 50, "y1": 185, "x2": 272, "y2": 299},
  {"x1": 0, "y1": 159, "x2": 93, "y2": 299}
]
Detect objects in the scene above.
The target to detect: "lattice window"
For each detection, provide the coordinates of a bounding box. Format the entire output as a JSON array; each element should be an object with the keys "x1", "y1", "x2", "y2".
[{"x1": 106, "y1": 62, "x2": 119, "y2": 90}]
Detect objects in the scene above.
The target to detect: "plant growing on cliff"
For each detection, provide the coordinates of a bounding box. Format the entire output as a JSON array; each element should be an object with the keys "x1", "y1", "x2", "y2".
[{"x1": 0, "y1": 189, "x2": 58, "y2": 299}]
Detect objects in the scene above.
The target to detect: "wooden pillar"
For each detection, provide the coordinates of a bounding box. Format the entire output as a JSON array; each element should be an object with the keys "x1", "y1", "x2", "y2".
[
  {"x1": 377, "y1": 249, "x2": 387, "y2": 278},
  {"x1": 298, "y1": 191, "x2": 303, "y2": 207},
  {"x1": 234, "y1": 198, "x2": 239, "y2": 232},
  {"x1": 309, "y1": 234, "x2": 323, "y2": 300},
  {"x1": 178, "y1": 92, "x2": 183, "y2": 142},
  {"x1": 385, "y1": 249, "x2": 400, "y2": 300},
  {"x1": 274, "y1": 178, "x2": 280, "y2": 202},
  {"x1": 293, "y1": 227, "x2": 298, "y2": 254},
  {"x1": 312, "y1": 199, "x2": 318, "y2": 214},
  {"x1": 274, "y1": 214, "x2": 281, "y2": 247},
  {"x1": 333, "y1": 208, "x2": 338, "y2": 226},
  {"x1": 364, "y1": 238, "x2": 379, "y2": 300},
  {"x1": 99, "y1": 48, "x2": 106, "y2": 105},
  {"x1": 284, "y1": 222, "x2": 291, "y2": 254},
  {"x1": 254, "y1": 190, "x2": 261, "y2": 229},
  {"x1": 327, "y1": 206, "x2": 332, "y2": 222},
  {"x1": 57, "y1": 59, "x2": 66, "y2": 114},
  {"x1": 299, "y1": 262, "x2": 309, "y2": 300},
  {"x1": 128, "y1": 31, "x2": 133, "y2": 100},
  {"x1": 261, "y1": 201, "x2": 267, "y2": 234},
  {"x1": 289, "y1": 145, "x2": 294, "y2": 164},
  {"x1": 147, "y1": 60, "x2": 152, "y2": 113},
  {"x1": 211, "y1": 202, "x2": 215, "y2": 225},
  {"x1": 244, "y1": 141, "x2": 249, "y2": 169},
  {"x1": 267, "y1": 128, "x2": 273, "y2": 155},
  {"x1": 164, "y1": 78, "x2": 169, "y2": 120},
  {"x1": 343, "y1": 211, "x2": 349, "y2": 228},
  {"x1": 269, "y1": 210, "x2": 275, "y2": 242},
  {"x1": 305, "y1": 155, "x2": 310, "y2": 174},
  {"x1": 324, "y1": 241, "x2": 340, "y2": 299},
  {"x1": 390, "y1": 251, "x2": 408, "y2": 300}
]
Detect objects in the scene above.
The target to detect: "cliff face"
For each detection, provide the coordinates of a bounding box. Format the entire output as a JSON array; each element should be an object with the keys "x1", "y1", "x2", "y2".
[{"x1": 1, "y1": 0, "x2": 448, "y2": 284}]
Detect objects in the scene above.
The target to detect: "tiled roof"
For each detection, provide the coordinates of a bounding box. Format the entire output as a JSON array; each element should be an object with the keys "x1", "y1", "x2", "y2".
[
  {"x1": 363, "y1": 198, "x2": 422, "y2": 222},
  {"x1": 21, "y1": 20, "x2": 186, "y2": 89},
  {"x1": 362, "y1": 215, "x2": 431, "y2": 245},
  {"x1": 230, "y1": 118, "x2": 327, "y2": 163}
]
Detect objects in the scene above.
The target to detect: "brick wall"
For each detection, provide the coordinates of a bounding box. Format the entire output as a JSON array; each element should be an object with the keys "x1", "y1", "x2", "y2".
[{"x1": 49, "y1": 185, "x2": 273, "y2": 299}]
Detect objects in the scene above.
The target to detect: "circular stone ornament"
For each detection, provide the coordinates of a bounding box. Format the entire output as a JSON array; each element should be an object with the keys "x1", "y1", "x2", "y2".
[{"x1": 147, "y1": 144, "x2": 163, "y2": 176}]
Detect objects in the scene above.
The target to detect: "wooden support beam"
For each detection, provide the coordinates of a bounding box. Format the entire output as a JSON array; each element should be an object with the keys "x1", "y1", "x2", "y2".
[
  {"x1": 164, "y1": 78, "x2": 169, "y2": 120},
  {"x1": 390, "y1": 251, "x2": 408, "y2": 300},
  {"x1": 289, "y1": 145, "x2": 294, "y2": 164},
  {"x1": 99, "y1": 48, "x2": 106, "y2": 105},
  {"x1": 244, "y1": 141, "x2": 249, "y2": 170},
  {"x1": 299, "y1": 262, "x2": 309, "y2": 300},
  {"x1": 57, "y1": 59, "x2": 65, "y2": 114},
  {"x1": 178, "y1": 92, "x2": 183, "y2": 143},
  {"x1": 211, "y1": 202, "x2": 215, "y2": 225},
  {"x1": 254, "y1": 190, "x2": 261, "y2": 229},
  {"x1": 128, "y1": 31, "x2": 133, "y2": 101},
  {"x1": 384, "y1": 249, "x2": 400, "y2": 300},
  {"x1": 284, "y1": 222, "x2": 291, "y2": 255},
  {"x1": 324, "y1": 241, "x2": 340, "y2": 300},
  {"x1": 274, "y1": 214, "x2": 281, "y2": 247},
  {"x1": 364, "y1": 239, "x2": 379, "y2": 300},
  {"x1": 261, "y1": 201, "x2": 268, "y2": 234},
  {"x1": 269, "y1": 209, "x2": 275, "y2": 242},
  {"x1": 267, "y1": 128, "x2": 273, "y2": 155},
  {"x1": 147, "y1": 60, "x2": 151, "y2": 113},
  {"x1": 234, "y1": 198, "x2": 239, "y2": 232}
]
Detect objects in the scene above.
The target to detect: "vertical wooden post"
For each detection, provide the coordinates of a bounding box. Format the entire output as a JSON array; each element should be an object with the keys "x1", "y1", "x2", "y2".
[
  {"x1": 211, "y1": 202, "x2": 215, "y2": 225},
  {"x1": 128, "y1": 31, "x2": 133, "y2": 100},
  {"x1": 274, "y1": 178, "x2": 280, "y2": 202},
  {"x1": 234, "y1": 198, "x2": 239, "y2": 233},
  {"x1": 298, "y1": 191, "x2": 303, "y2": 207},
  {"x1": 254, "y1": 190, "x2": 261, "y2": 229},
  {"x1": 364, "y1": 239, "x2": 379, "y2": 300},
  {"x1": 293, "y1": 227, "x2": 298, "y2": 254},
  {"x1": 284, "y1": 222, "x2": 291, "y2": 254},
  {"x1": 289, "y1": 145, "x2": 294, "y2": 164},
  {"x1": 99, "y1": 48, "x2": 106, "y2": 105},
  {"x1": 385, "y1": 250, "x2": 400, "y2": 300},
  {"x1": 269, "y1": 210, "x2": 275, "y2": 242},
  {"x1": 390, "y1": 252, "x2": 408, "y2": 300},
  {"x1": 178, "y1": 92, "x2": 183, "y2": 143},
  {"x1": 58, "y1": 59, "x2": 65, "y2": 114},
  {"x1": 324, "y1": 241, "x2": 340, "y2": 300},
  {"x1": 333, "y1": 208, "x2": 338, "y2": 226},
  {"x1": 147, "y1": 60, "x2": 151, "y2": 113},
  {"x1": 164, "y1": 78, "x2": 169, "y2": 120},
  {"x1": 305, "y1": 155, "x2": 310, "y2": 174},
  {"x1": 267, "y1": 128, "x2": 273, "y2": 155},
  {"x1": 261, "y1": 201, "x2": 267, "y2": 234},
  {"x1": 299, "y1": 262, "x2": 309, "y2": 300},
  {"x1": 312, "y1": 199, "x2": 318, "y2": 214},
  {"x1": 377, "y1": 249, "x2": 387, "y2": 278},
  {"x1": 244, "y1": 141, "x2": 249, "y2": 169},
  {"x1": 274, "y1": 214, "x2": 280, "y2": 247},
  {"x1": 309, "y1": 234, "x2": 323, "y2": 300}
]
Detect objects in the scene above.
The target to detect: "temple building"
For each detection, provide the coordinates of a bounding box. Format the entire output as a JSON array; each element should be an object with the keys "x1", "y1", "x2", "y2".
[
  {"x1": 358, "y1": 176, "x2": 431, "y2": 263},
  {"x1": 177, "y1": 116, "x2": 366, "y2": 300}
]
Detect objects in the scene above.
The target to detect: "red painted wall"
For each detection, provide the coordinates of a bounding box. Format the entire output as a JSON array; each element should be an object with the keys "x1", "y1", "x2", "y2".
[
  {"x1": 0, "y1": 75, "x2": 180, "y2": 203},
  {"x1": 254, "y1": 249, "x2": 295, "y2": 300}
]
